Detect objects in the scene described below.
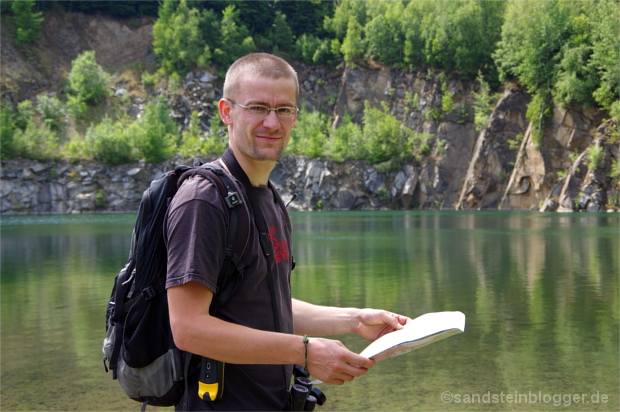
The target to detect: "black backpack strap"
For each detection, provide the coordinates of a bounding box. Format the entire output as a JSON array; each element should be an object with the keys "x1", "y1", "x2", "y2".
[
  {"x1": 176, "y1": 164, "x2": 251, "y2": 404},
  {"x1": 219, "y1": 148, "x2": 290, "y2": 332},
  {"x1": 202, "y1": 166, "x2": 248, "y2": 310},
  {"x1": 177, "y1": 165, "x2": 250, "y2": 312}
]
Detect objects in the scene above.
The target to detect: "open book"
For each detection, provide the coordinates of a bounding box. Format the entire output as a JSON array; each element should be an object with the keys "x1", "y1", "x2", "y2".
[{"x1": 359, "y1": 311, "x2": 465, "y2": 361}]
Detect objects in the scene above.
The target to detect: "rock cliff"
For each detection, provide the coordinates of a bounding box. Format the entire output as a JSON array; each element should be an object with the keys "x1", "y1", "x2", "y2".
[{"x1": 1, "y1": 12, "x2": 618, "y2": 214}]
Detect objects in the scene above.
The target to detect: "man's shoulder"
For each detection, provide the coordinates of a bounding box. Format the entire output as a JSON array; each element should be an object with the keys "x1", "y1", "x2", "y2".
[{"x1": 168, "y1": 171, "x2": 227, "y2": 212}]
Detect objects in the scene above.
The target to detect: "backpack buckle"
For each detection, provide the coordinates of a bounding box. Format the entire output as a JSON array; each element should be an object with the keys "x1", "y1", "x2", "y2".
[
  {"x1": 225, "y1": 192, "x2": 242, "y2": 209},
  {"x1": 141, "y1": 286, "x2": 157, "y2": 300}
]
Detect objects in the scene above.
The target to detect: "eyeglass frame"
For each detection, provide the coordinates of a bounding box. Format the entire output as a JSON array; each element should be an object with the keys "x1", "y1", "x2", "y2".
[{"x1": 227, "y1": 99, "x2": 299, "y2": 118}]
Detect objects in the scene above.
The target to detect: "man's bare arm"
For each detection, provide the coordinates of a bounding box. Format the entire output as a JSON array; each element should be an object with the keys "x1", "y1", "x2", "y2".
[
  {"x1": 168, "y1": 281, "x2": 375, "y2": 385},
  {"x1": 292, "y1": 298, "x2": 410, "y2": 341}
]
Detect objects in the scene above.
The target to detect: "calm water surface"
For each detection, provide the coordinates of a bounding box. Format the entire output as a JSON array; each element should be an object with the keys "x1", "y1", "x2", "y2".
[{"x1": 1, "y1": 211, "x2": 618, "y2": 411}]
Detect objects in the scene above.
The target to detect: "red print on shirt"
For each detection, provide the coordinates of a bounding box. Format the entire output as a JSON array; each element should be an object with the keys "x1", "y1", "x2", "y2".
[{"x1": 267, "y1": 226, "x2": 289, "y2": 264}]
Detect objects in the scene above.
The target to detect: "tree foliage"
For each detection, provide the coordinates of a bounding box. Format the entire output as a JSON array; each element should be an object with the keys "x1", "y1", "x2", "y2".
[
  {"x1": 4, "y1": 0, "x2": 618, "y2": 165},
  {"x1": 494, "y1": 0, "x2": 619, "y2": 144},
  {"x1": 1, "y1": 103, "x2": 15, "y2": 159},
  {"x1": 11, "y1": 0, "x2": 43, "y2": 44},
  {"x1": 67, "y1": 51, "x2": 110, "y2": 105},
  {"x1": 85, "y1": 116, "x2": 135, "y2": 165},
  {"x1": 132, "y1": 97, "x2": 178, "y2": 163},
  {"x1": 212, "y1": 5, "x2": 256, "y2": 70},
  {"x1": 327, "y1": 0, "x2": 504, "y2": 79},
  {"x1": 152, "y1": 0, "x2": 212, "y2": 74},
  {"x1": 361, "y1": 102, "x2": 414, "y2": 164}
]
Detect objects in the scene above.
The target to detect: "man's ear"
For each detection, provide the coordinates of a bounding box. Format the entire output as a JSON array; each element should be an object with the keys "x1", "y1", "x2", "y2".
[{"x1": 219, "y1": 99, "x2": 233, "y2": 125}]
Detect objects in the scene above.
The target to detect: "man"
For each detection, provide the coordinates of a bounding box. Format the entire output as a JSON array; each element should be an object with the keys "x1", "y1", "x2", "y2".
[{"x1": 165, "y1": 53, "x2": 409, "y2": 410}]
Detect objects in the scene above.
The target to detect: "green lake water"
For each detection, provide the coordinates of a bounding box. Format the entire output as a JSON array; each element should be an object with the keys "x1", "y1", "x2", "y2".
[{"x1": 1, "y1": 211, "x2": 618, "y2": 411}]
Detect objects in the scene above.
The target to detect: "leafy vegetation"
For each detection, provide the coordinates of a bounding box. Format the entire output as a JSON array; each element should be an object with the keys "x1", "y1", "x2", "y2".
[
  {"x1": 1, "y1": 0, "x2": 617, "y2": 165},
  {"x1": 287, "y1": 103, "x2": 415, "y2": 165},
  {"x1": 586, "y1": 145, "x2": 604, "y2": 170},
  {"x1": 472, "y1": 72, "x2": 501, "y2": 132},
  {"x1": 11, "y1": 0, "x2": 43, "y2": 44},
  {"x1": 152, "y1": 0, "x2": 213, "y2": 75},
  {"x1": 493, "y1": 0, "x2": 619, "y2": 146}
]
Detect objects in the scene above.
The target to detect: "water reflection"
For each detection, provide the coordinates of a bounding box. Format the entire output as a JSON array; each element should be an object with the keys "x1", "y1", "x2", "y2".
[{"x1": 0, "y1": 211, "x2": 618, "y2": 411}]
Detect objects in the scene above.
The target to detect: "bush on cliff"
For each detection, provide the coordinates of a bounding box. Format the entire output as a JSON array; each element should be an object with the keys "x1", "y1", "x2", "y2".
[
  {"x1": 361, "y1": 102, "x2": 414, "y2": 164},
  {"x1": 1, "y1": 105, "x2": 15, "y2": 159},
  {"x1": 67, "y1": 51, "x2": 110, "y2": 105},
  {"x1": 132, "y1": 97, "x2": 178, "y2": 163},
  {"x1": 12, "y1": 119, "x2": 59, "y2": 161},
  {"x1": 287, "y1": 109, "x2": 329, "y2": 159},
  {"x1": 85, "y1": 116, "x2": 135, "y2": 165}
]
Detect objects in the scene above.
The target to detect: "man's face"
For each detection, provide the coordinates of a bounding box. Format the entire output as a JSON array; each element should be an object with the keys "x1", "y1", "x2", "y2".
[{"x1": 220, "y1": 74, "x2": 297, "y2": 165}]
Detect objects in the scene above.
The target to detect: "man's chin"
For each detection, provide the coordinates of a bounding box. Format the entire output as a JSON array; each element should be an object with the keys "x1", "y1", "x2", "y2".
[{"x1": 253, "y1": 147, "x2": 285, "y2": 162}]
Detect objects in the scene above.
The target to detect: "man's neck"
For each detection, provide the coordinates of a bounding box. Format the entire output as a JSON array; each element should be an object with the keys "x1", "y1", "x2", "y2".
[
  {"x1": 229, "y1": 147, "x2": 275, "y2": 188},
  {"x1": 221, "y1": 147, "x2": 274, "y2": 188}
]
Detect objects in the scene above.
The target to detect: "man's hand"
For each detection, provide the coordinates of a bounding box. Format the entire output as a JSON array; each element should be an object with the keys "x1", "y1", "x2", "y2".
[
  {"x1": 305, "y1": 338, "x2": 375, "y2": 385},
  {"x1": 351, "y1": 309, "x2": 411, "y2": 342}
]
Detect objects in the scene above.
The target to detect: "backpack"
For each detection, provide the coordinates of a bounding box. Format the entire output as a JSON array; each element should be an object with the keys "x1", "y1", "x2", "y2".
[{"x1": 102, "y1": 161, "x2": 250, "y2": 410}]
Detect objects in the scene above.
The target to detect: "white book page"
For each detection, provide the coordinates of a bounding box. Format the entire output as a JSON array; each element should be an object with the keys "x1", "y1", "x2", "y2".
[{"x1": 359, "y1": 311, "x2": 465, "y2": 361}]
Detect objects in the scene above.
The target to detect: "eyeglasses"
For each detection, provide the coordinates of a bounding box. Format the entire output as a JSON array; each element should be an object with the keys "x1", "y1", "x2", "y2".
[{"x1": 228, "y1": 100, "x2": 298, "y2": 117}]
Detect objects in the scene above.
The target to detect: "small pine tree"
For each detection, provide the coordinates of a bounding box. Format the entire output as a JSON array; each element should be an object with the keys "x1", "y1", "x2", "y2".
[
  {"x1": 12, "y1": 0, "x2": 44, "y2": 44},
  {"x1": 67, "y1": 51, "x2": 110, "y2": 105}
]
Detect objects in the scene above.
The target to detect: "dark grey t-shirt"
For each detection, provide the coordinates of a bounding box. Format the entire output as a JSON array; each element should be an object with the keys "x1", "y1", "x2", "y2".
[{"x1": 165, "y1": 168, "x2": 294, "y2": 411}]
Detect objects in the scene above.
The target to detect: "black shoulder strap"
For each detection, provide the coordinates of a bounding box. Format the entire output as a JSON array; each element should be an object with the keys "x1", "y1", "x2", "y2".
[
  {"x1": 177, "y1": 165, "x2": 250, "y2": 313},
  {"x1": 220, "y1": 148, "x2": 285, "y2": 333}
]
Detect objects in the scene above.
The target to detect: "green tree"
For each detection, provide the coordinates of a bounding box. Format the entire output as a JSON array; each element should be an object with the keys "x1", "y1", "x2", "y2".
[
  {"x1": 212, "y1": 5, "x2": 256, "y2": 70},
  {"x1": 494, "y1": 0, "x2": 571, "y2": 91},
  {"x1": 340, "y1": 16, "x2": 364, "y2": 64},
  {"x1": 152, "y1": 0, "x2": 212, "y2": 74},
  {"x1": 401, "y1": 1, "x2": 428, "y2": 68},
  {"x1": 324, "y1": 0, "x2": 369, "y2": 39},
  {"x1": 588, "y1": 0, "x2": 620, "y2": 116},
  {"x1": 552, "y1": 2, "x2": 610, "y2": 110},
  {"x1": 494, "y1": 0, "x2": 572, "y2": 147},
  {"x1": 279, "y1": 0, "x2": 334, "y2": 38},
  {"x1": 472, "y1": 72, "x2": 500, "y2": 131},
  {"x1": 364, "y1": 1, "x2": 405, "y2": 65},
  {"x1": 268, "y1": 11, "x2": 294, "y2": 51},
  {"x1": 11, "y1": 0, "x2": 43, "y2": 44},
  {"x1": 449, "y1": 0, "x2": 505, "y2": 77},
  {"x1": 67, "y1": 51, "x2": 110, "y2": 105},
  {"x1": 294, "y1": 34, "x2": 334, "y2": 65}
]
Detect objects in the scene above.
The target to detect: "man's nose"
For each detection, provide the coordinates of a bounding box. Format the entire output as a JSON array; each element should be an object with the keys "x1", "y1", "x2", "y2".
[{"x1": 262, "y1": 110, "x2": 281, "y2": 130}]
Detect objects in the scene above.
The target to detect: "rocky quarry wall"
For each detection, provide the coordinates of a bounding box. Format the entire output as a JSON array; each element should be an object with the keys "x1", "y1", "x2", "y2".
[
  {"x1": 2, "y1": 79, "x2": 617, "y2": 214},
  {"x1": 1, "y1": 13, "x2": 618, "y2": 215}
]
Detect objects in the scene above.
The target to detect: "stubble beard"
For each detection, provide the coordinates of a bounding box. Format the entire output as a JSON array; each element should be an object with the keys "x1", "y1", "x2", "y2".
[{"x1": 237, "y1": 132, "x2": 286, "y2": 163}]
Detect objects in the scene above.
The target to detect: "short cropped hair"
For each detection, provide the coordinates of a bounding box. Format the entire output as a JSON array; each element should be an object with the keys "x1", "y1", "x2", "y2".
[{"x1": 223, "y1": 53, "x2": 299, "y2": 102}]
